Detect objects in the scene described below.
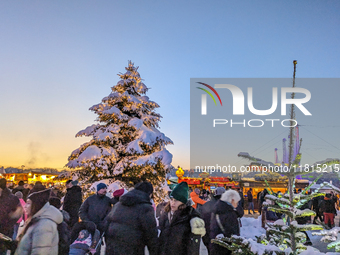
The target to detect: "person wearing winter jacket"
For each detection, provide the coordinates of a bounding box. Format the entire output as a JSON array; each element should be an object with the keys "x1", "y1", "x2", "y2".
[
  {"x1": 200, "y1": 187, "x2": 225, "y2": 254},
  {"x1": 247, "y1": 188, "x2": 255, "y2": 214},
  {"x1": 259, "y1": 189, "x2": 268, "y2": 215},
  {"x1": 210, "y1": 189, "x2": 244, "y2": 255},
  {"x1": 158, "y1": 182, "x2": 206, "y2": 255},
  {"x1": 320, "y1": 193, "x2": 337, "y2": 228},
  {"x1": 312, "y1": 195, "x2": 324, "y2": 224},
  {"x1": 79, "y1": 183, "x2": 112, "y2": 234},
  {"x1": 63, "y1": 180, "x2": 82, "y2": 228},
  {"x1": 105, "y1": 181, "x2": 159, "y2": 255},
  {"x1": 190, "y1": 188, "x2": 207, "y2": 211},
  {"x1": 14, "y1": 189, "x2": 63, "y2": 255}
]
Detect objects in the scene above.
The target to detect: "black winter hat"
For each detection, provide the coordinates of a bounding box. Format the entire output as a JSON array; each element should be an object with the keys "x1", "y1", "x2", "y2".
[
  {"x1": 135, "y1": 181, "x2": 153, "y2": 195},
  {"x1": 28, "y1": 189, "x2": 51, "y2": 215}
]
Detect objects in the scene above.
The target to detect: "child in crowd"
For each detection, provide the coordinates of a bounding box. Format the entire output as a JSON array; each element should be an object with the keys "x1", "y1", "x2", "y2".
[{"x1": 69, "y1": 230, "x2": 92, "y2": 255}]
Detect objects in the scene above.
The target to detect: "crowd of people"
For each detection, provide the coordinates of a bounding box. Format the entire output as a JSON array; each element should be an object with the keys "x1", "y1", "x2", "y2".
[
  {"x1": 0, "y1": 178, "x2": 247, "y2": 255},
  {"x1": 2, "y1": 177, "x2": 339, "y2": 255}
]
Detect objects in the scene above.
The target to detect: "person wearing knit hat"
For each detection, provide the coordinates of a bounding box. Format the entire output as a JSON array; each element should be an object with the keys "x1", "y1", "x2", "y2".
[
  {"x1": 97, "y1": 183, "x2": 107, "y2": 193},
  {"x1": 15, "y1": 189, "x2": 63, "y2": 255},
  {"x1": 27, "y1": 189, "x2": 52, "y2": 216},
  {"x1": 158, "y1": 182, "x2": 206, "y2": 255},
  {"x1": 111, "y1": 188, "x2": 127, "y2": 205},
  {"x1": 170, "y1": 182, "x2": 189, "y2": 205},
  {"x1": 79, "y1": 181, "x2": 112, "y2": 247}
]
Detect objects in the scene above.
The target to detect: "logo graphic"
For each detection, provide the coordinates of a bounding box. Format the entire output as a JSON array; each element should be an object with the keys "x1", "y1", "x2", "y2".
[
  {"x1": 198, "y1": 83, "x2": 311, "y2": 116},
  {"x1": 196, "y1": 82, "x2": 222, "y2": 115}
]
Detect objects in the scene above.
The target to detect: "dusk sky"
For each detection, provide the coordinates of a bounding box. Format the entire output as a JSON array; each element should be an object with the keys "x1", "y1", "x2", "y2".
[{"x1": 0, "y1": 1, "x2": 339, "y2": 170}]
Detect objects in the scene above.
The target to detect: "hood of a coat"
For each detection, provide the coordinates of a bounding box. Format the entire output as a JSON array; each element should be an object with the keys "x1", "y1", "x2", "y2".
[
  {"x1": 33, "y1": 202, "x2": 63, "y2": 224},
  {"x1": 119, "y1": 189, "x2": 151, "y2": 207},
  {"x1": 213, "y1": 200, "x2": 235, "y2": 214}
]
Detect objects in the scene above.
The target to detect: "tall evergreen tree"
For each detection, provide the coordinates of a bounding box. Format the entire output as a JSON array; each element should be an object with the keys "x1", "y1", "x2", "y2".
[{"x1": 67, "y1": 61, "x2": 173, "y2": 199}]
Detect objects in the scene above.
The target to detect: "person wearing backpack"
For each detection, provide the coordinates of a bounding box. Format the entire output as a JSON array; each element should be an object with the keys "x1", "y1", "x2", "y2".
[
  {"x1": 49, "y1": 197, "x2": 71, "y2": 255},
  {"x1": 14, "y1": 189, "x2": 63, "y2": 255}
]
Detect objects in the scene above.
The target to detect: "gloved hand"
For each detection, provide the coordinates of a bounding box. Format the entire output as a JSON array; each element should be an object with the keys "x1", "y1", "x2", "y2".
[{"x1": 216, "y1": 233, "x2": 225, "y2": 239}]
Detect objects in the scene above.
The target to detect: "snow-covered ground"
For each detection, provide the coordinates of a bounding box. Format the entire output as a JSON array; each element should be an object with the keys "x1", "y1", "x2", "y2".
[
  {"x1": 238, "y1": 216, "x2": 338, "y2": 255},
  {"x1": 240, "y1": 216, "x2": 266, "y2": 240}
]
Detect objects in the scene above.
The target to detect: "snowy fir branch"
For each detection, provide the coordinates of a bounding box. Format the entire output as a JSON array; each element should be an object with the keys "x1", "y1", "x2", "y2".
[
  {"x1": 312, "y1": 227, "x2": 340, "y2": 252},
  {"x1": 212, "y1": 235, "x2": 286, "y2": 255}
]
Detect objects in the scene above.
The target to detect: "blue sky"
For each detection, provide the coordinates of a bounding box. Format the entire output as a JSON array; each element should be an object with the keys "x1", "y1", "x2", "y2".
[{"x1": 0, "y1": 1, "x2": 339, "y2": 170}]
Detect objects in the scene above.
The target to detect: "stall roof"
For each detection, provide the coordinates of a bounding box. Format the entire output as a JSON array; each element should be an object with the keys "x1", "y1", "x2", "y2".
[{"x1": 310, "y1": 183, "x2": 340, "y2": 193}]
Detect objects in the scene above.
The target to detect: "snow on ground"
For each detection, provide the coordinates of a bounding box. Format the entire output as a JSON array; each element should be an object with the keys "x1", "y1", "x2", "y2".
[
  {"x1": 299, "y1": 246, "x2": 338, "y2": 255},
  {"x1": 239, "y1": 216, "x2": 338, "y2": 255},
  {"x1": 240, "y1": 216, "x2": 266, "y2": 240}
]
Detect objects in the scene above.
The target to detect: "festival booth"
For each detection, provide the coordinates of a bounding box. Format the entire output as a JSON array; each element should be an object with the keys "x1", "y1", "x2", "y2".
[
  {"x1": 174, "y1": 168, "x2": 240, "y2": 191},
  {"x1": 240, "y1": 178, "x2": 309, "y2": 198},
  {"x1": 0, "y1": 169, "x2": 68, "y2": 187}
]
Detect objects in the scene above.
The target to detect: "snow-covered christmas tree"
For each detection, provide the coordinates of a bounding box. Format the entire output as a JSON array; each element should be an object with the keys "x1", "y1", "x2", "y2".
[{"x1": 67, "y1": 61, "x2": 173, "y2": 200}]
